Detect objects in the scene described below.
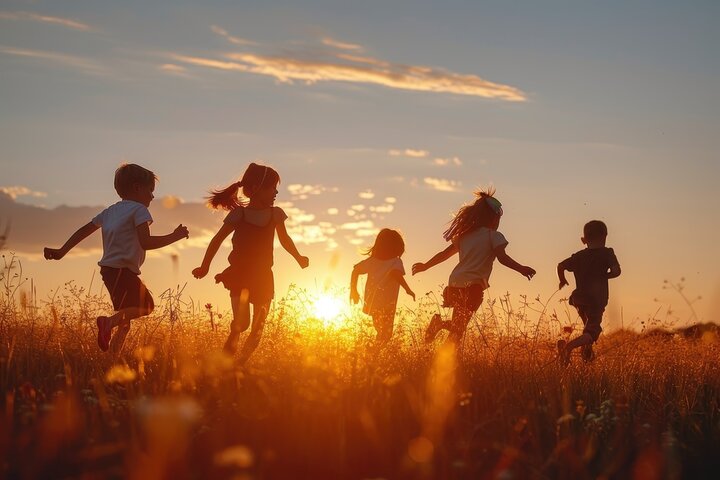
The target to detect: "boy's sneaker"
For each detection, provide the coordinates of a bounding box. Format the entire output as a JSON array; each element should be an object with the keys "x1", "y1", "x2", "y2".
[
  {"x1": 96, "y1": 316, "x2": 112, "y2": 352},
  {"x1": 581, "y1": 344, "x2": 595, "y2": 362},
  {"x1": 424, "y1": 314, "x2": 444, "y2": 343},
  {"x1": 557, "y1": 339, "x2": 570, "y2": 367}
]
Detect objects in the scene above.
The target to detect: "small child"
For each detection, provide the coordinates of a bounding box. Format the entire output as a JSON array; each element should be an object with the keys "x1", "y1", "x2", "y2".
[
  {"x1": 193, "y1": 162, "x2": 309, "y2": 363},
  {"x1": 44, "y1": 164, "x2": 189, "y2": 353},
  {"x1": 413, "y1": 189, "x2": 535, "y2": 345},
  {"x1": 557, "y1": 220, "x2": 621, "y2": 365},
  {"x1": 350, "y1": 229, "x2": 415, "y2": 345}
]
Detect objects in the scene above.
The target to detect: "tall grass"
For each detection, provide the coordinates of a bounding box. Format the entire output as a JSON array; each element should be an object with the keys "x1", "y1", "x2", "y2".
[{"x1": 1, "y1": 254, "x2": 719, "y2": 479}]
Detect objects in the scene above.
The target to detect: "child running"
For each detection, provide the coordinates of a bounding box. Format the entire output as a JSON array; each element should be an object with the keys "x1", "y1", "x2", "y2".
[
  {"x1": 557, "y1": 220, "x2": 621, "y2": 365},
  {"x1": 350, "y1": 228, "x2": 415, "y2": 346},
  {"x1": 44, "y1": 164, "x2": 189, "y2": 354},
  {"x1": 192, "y1": 162, "x2": 309, "y2": 363},
  {"x1": 412, "y1": 188, "x2": 535, "y2": 345}
]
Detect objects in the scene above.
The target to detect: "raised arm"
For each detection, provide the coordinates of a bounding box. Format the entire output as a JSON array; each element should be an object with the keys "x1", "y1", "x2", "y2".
[
  {"x1": 137, "y1": 222, "x2": 188, "y2": 251},
  {"x1": 412, "y1": 243, "x2": 458, "y2": 275},
  {"x1": 44, "y1": 222, "x2": 99, "y2": 260},
  {"x1": 276, "y1": 219, "x2": 309, "y2": 268},
  {"x1": 192, "y1": 222, "x2": 234, "y2": 279},
  {"x1": 495, "y1": 245, "x2": 535, "y2": 280}
]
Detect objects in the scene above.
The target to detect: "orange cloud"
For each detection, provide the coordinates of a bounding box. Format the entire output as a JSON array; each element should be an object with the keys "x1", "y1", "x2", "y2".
[
  {"x1": 433, "y1": 156, "x2": 463, "y2": 167},
  {"x1": 389, "y1": 148, "x2": 430, "y2": 158},
  {"x1": 211, "y1": 25, "x2": 256, "y2": 46},
  {"x1": 172, "y1": 48, "x2": 526, "y2": 100},
  {"x1": 424, "y1": 177, "x2": 461, "y2": 192},
  {"x1": 0, "y1": 11, "x2": 92, "y2": 31},
  {"x1": 321, "y1": 37, "x2": 364, "y2": 52},
  {"x1": 0, "y1": 186, "x2": 46, "y2": 200},
  {"x1": 0, "y1": 46, "x2": 106, "y2": 75}
]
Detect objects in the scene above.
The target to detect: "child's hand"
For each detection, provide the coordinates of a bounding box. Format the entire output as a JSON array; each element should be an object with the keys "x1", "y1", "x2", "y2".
[
  {"x1": 520, "y1": 266, "x2": 536, "y2": 280},
  {"x1": 44, "y1": 247, "x2": 64, "y2": 260},
  {"x1": 297, "y1": 256, "x2": 309, "y2": 269},
  {"x1": 192, "y1": 266, "x2": 208, "y2": 279},
  {"x1": 349, "y1": 289, "x2": 360, "y2": 304},
  {"x1": 559, "y1": 278, "x2": 569, "y2": 289},
  {"x1": 174, "y1": 224, "x2": 189, "y2": 240},
  {"x1": 411, "y1": 263, "x2": 426, "y2": 275}
]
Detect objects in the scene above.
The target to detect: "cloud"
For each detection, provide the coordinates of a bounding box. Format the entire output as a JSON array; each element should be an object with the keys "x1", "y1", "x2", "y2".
[
  {"x1": 171, "y1": 46, "x2": 527, "y2": 100},
  {"x1": 424, "y1": 177, "x2": 461, "y2": 192},
  {"x1": 433, "y1": 156, "x2": 463, "y2": 167},
  {"x1": 0, "y1": 186, "x2": 47, "y2": 200},
  {"x1": 0, "y1": 11, "x2": 93, "y2": 31},
  {"x1": 358, "y1": 190, "x2": 374, "y2": 200},
  {"x1": 321, "y1": 37, "x2": 364, "y2": 52},
  {"x1": 210, "y1": 25, "x2": 256, "y2": 46},
  {"x1": 159, "y1": 63, "x2": 189, "y2": 76},
  {"x1": 0, "y1": 46, "x2": 106, "y2": 75},
  {"x1": 389, "y1": 149, "x2": 430, "y2": 158}
]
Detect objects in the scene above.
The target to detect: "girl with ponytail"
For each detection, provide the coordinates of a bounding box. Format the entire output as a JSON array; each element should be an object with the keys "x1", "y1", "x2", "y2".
[{"x1": 193, "y1": 163, "x2": 309, "y2": 363}]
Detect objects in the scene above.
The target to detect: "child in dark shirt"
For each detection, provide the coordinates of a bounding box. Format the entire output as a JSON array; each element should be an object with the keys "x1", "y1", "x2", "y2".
[{"x1": 557, "y1": 220, "x2": 621, "y2": 365}]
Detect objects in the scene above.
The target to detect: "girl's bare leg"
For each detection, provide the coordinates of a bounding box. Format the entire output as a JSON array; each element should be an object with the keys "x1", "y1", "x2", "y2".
[
  {"x1": 237, "y1": 302, "x2": 269, "y2": 364},
  {"x1": 225, "y1": 290, "x2": 251, "y2": 354}
]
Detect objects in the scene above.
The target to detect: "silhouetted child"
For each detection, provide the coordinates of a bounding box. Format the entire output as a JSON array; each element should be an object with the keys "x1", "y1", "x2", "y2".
[
  {"x1": 557, "y1": 220, "x2": 621, "y2": 365},
  {"x1": 350, "y1": 229, "x2": 415, "y2": 345},
  {"x1": 44, "y1": 164, "x2": 189, "y2": 353},
  {"x1": 412, "y1": 189, "x2": 535, "y2": 345},
  {"x1": 192, "y1": 163, "x2": 309, "y2": 363}
]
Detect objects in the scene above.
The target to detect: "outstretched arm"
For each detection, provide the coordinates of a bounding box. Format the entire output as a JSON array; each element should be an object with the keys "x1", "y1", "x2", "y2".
[
  {"x1": 391, "y1": 270, "x2": 415, "y2": 301},
  {"x1": 495, "y1": 245, "x2": 535, "y2": 280},
  {"x1": 137, "y1": 223, "x2": 188, "y2": 251},
  {"x1": 192, "y1": 223, "x2": 234, "y2": 279},
  {"x1": 44, "y1": 222, "x2": 99, "y2": 260},
  {"x1": 276, "y1": 220, "x2": 309, "y2": 268},
  {"x1": 412, "y1": 243, "x2": 458, "y2": 275}
]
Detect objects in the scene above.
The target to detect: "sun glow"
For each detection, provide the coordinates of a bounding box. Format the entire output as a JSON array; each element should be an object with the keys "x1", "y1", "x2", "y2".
[{"x1": 311, "y1": 293, "x2": 349, "y2": 327}]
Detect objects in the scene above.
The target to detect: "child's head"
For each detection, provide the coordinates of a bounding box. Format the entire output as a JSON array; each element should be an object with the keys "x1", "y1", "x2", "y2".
[
  {"x1": 114, "y1": 164, "x2": 157, "y2": 205},
  {"x1": 582, "y1": 220, "x2": 608, "y2": 247},
  {"x1": 443, "y1": 188, "x2": 503, "y2": 241},
  {"x1": 207, "y1": 162, "x2": 281, "y2": 210},
  {"x1": 365, "y1": 228, "x2": 405, "y2": 260}
]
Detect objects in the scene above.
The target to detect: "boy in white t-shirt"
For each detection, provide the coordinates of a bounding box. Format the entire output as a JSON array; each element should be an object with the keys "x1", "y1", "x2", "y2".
[{"x1": 44, "y1": 164, "x2": 189, "y2": 353}]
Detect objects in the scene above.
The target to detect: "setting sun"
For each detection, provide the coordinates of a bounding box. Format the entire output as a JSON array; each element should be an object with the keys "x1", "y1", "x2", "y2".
[{"x1": 311, "y1": 293, "x2": 349, "y2": 327}]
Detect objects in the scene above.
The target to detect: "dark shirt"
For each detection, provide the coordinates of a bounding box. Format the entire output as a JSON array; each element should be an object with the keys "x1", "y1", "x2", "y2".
[{"x1": 561, "y1": 247, "x2": 619, "y2": 307}]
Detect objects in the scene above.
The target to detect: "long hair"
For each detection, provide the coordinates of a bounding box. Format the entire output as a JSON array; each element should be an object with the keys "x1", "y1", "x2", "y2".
[
  {"x1": 442, "y1": 188, "x2": 503, "y2": 241},
  {"x1": 206, "y1": 162, "x2": 280, "y2": 210},
  {"x1": 364, "y1": 228, "x2": 405, "y2": 260}
]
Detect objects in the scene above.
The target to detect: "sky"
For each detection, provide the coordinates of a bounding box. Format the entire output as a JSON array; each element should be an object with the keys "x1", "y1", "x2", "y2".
[{"x1": 1, "y1": 0, "x2": 719, "y2": 329}]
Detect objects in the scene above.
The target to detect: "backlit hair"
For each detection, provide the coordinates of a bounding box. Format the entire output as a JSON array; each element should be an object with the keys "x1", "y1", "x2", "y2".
[
  {"x1": 364, "y1": 228, "x2": 405, "y2": 260},
  {"x1": 207, "y1": 162, "x2": 280, "y2": 210},
  {"x1": 114, "y1": 163, "x2": 157, "y2": 198},
  {"x1": 442, "y1": 187, "x2": 502, "y2": 241}
]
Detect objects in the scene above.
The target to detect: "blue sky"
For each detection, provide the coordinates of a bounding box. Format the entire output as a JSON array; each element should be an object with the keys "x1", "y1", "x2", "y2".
[{"x1": 1, "y1": 0, "x2": 719, "y2": 326}]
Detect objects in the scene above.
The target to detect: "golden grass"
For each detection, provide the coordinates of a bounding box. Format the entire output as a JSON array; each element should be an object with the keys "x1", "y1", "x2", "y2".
[{"x1": 1, "y1": 258, "x2": 719, "y2": 479}]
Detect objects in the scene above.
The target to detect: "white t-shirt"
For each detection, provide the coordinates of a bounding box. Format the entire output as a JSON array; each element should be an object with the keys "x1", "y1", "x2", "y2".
[
  {"x1": 354, "y1": 256, "x2": 405, "y2": 316},
  {"x1": 92, "y1": 200, "x2": 153, "y2": 274},
  {"x1": 448, "y1": 227, "x2": 508, "y2": 288}
]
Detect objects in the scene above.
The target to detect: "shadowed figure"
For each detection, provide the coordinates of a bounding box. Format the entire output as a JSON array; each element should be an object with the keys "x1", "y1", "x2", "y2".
[
  {"x1": 193, "y1": 162, "x2": 309, "y2": 364},
  {"x1": 0, "y1": 218, "x2": 10, "y2": 250},
  {"x1": 557, "y1": 220, "x2": 621, "y2": 365},
  {"x1": 412, "y1": 188, "x2": 535, "y2": 346},
  {"x1": 43, "y1": 164, "x2": 189, "y2": 354},
  {"x1": 350, "y1": 228, "x2": 415, "y2": 347}
]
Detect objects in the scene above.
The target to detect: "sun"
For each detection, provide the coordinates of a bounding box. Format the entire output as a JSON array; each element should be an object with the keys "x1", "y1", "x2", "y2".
[{"x1": 311, "y1": 293, "x2": 348, "y2": 327}]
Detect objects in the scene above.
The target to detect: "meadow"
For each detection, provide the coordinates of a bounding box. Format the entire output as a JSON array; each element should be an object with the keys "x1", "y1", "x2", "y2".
[{"x1": 1, "y1": 254, "x2": 719, "y2": 479}]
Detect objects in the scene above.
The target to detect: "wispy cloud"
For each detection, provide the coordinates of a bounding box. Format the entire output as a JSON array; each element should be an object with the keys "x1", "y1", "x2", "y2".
[
  {"x1": 0, "y1": 186, "x2": 47, "y2": 200},
  {"x1": 321, "y1": 37, "x2": 364, "y2": 52},
  {"x1": 158, "y1": 63, "x2": 189, "y2": 76},
  {"x1": 389, "y1": 148, "x2": 430, "y2": 158},
  {"x1": 0, "y1": 46, "x2": 106, "y2": 75},
  {"x1": 0, "y1": 11, "x2": 92, "y2": 31},
  {"x1": 171, "y1": 46, "x2": 527, "y2": 100},
  {"x1": 210, "y1": 25, "x2": 256, "y2": 46},
  {"x1": 433, "y1": 156, "x2": 463, "y2": 167},
  {"x1": 424, "y1": 177, "x2": 461, "y2": 192}
]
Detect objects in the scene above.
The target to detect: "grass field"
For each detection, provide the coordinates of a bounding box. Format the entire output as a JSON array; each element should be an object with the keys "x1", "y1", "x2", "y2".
[{"x1": 1, "y1": 255, "x2": 719, "y2": 479}]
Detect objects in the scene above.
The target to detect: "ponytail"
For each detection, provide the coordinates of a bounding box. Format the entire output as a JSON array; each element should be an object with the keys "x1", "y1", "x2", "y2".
[
  {"x1": 205, "y1": 162, "x2": 281, "y2": 211},
  {"x1": 207, "y1": 181, "x2": 243, "y2": 210}
]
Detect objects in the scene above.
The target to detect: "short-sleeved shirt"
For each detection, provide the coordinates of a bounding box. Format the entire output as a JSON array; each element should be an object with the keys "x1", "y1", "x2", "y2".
[
  {"x1": 92, "y1": 200, "x2": 153, "y2": 274},
  {"x1": 449, "y1": 228, "x2": 508, "y2": 288},
  {"x1": 354, "y1": 256, "x2": 405, "y2": 316},
  {"x1": 561, "y1": 247, "x2": 620, "y2": 307}
]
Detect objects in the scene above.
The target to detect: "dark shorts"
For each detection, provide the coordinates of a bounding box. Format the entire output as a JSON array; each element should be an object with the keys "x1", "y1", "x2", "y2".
[
  {"x1": 574, "y1": 304, "x2": 605, "y2": 341},
  {"x1": 215, "y1": 264, "x2": 274, "y2": 305},
  {"x1": 100, "y1": 266, "x2": 154, "y2": 313},
  {"x1": 442, "y1": 284, "x2": 485, "y2": 313}
]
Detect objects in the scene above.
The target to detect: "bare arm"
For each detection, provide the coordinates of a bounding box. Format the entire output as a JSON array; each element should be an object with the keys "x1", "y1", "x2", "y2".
[
  {"x1": 192, "y1": 223, "x2": 234, "y2": 279},
  {"x1": 412, "y1": 243, "x2": 458, "y2": 275},
  {"x1": 350, "y1": 265, "x2": 362, "y2": 304},
  {"x1": 391, "y1": 269, "x2": 415, "y2": 301},
  {"x1": 557, "y1": 261, "x2": 570, "y2": 289},
  {"x1": 276, "y1": 220, "x2": 309, "y2": 268},
  {"x1": 44, "y1": 222, "x2": 99, "y2": 260},
  {"x1": 495, "y1": 245, "x2": 536, "y2": 280},
  {"x1": 137, "y1": 222, "x2": 188, "y2": 251}
]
